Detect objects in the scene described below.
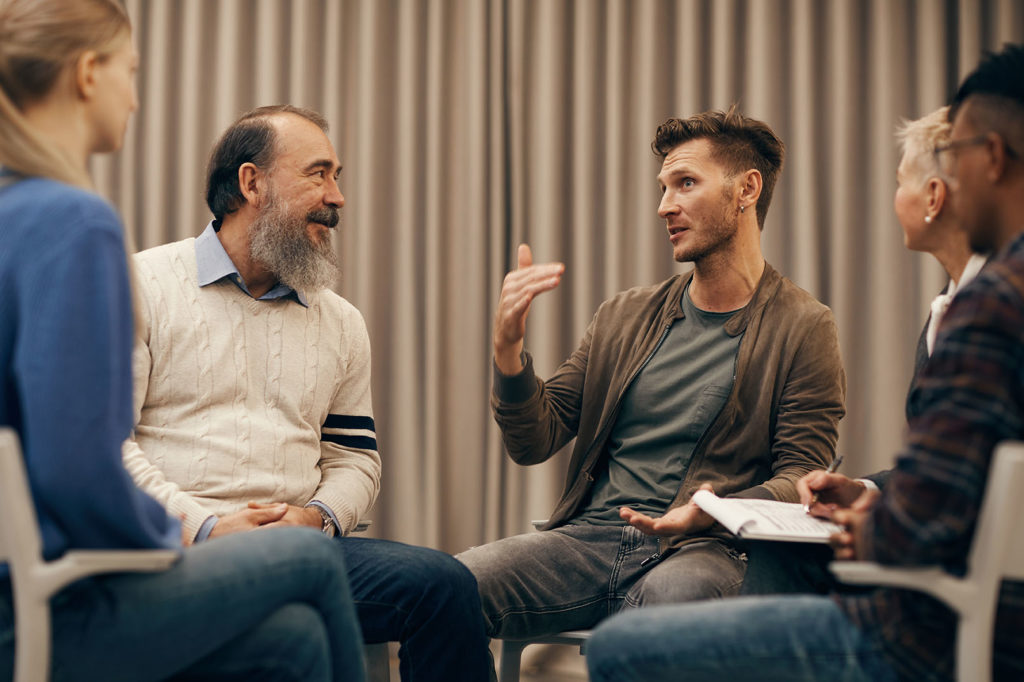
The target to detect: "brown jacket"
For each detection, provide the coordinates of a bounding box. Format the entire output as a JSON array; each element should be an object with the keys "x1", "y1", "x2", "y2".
[{"x1": 492, "y1": 263, "x2": 846, "y2": 551}]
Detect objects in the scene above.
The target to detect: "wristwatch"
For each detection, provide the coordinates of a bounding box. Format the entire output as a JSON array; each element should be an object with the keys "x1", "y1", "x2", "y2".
[{"x1": 314, "y1": 505, "x2": 337, "y2": 537}]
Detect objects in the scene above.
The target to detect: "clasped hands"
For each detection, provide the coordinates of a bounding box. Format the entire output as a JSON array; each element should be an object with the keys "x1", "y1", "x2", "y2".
[{"x1": 620, "y1": 472, "x2": 881, "y2": 560}]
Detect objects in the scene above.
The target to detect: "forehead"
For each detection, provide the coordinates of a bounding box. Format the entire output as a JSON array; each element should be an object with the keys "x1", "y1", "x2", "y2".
[
  {"x1": 270, "y1": 114, "x2": 340, "y2": 170},
  {"x1": 658, "y1": 138, "x2": 725, "y2": 180}
]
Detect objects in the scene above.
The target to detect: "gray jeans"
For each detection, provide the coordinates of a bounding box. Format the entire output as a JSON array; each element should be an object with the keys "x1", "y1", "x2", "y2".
[{"x1": 456, "y1": 524, "x2": 746, "y2": 638}]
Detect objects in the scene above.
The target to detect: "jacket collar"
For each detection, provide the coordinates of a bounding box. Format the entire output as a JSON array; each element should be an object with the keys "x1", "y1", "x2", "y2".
[{"x1": 661, "y1": 263, "x2": 782, "y2": 337}]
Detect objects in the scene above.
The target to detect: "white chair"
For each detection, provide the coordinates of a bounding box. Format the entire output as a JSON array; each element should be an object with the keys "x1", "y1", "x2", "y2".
[
  {"x1": 0, "y1": 427, "x2": 180, "y2": 682},
  {"x1": 830, "y1": 440, "x2": 1024, "y2": 682},
  {"x1": 499, "y1": 629, "x2": 591, "y2": 682}
]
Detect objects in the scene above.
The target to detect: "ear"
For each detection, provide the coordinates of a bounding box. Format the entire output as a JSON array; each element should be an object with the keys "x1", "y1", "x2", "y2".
[
  {"x1": 985, "y1": 132, "x2": 1011, "y2": 183},
  {"x1": 926, "y1": 176, "x2": 947, "y2": 219},
  {"x1": 737, "y1": 169, "x2": 763, "y2": 211},
  {"x1": 74, "y1": 50, "x2": 100, "y2": 100},
  {"x1": 237, "y1": 162, "x2": 267, "y2": 208}
]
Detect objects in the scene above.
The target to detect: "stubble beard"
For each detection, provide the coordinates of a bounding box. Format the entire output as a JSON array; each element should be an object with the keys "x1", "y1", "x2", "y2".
[
  {"x1": 674, "y1": 190, "x2": 741, "y2": 264},
  {"x1": 249, "y1": 192, "x2": 340, "y2": 293}
]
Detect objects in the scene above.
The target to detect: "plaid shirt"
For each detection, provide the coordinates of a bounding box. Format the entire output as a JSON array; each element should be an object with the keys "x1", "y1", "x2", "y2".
[{"x1": 838, "y1": 231, "x2": 1024, "y2": 681}]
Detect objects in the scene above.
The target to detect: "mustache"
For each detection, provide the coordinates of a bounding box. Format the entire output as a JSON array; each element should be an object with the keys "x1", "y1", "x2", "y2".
[{"x1": 308, "y1": 207, "x2": 340, "y2": 228}]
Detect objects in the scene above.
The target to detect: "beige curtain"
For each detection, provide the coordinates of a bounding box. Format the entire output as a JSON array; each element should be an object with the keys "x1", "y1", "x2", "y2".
[{"x1": 92, "y1": 0, "x2": 1024, "y2": 556}]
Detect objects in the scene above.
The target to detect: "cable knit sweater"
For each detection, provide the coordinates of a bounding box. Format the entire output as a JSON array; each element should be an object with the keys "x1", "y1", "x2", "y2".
[{"x1": 123, "y1": 237, "x2": 381, "y2": 540}]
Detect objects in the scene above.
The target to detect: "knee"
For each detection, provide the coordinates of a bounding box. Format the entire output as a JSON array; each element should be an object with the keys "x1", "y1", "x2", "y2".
[{"x1": 258, "y1": 603, "x2": 332, "y2": 682}]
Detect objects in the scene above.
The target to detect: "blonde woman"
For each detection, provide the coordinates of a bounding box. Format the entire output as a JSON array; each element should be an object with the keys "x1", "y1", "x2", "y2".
[{"x1": 0, "y1": 1, "x2": 364, "y2": 680}]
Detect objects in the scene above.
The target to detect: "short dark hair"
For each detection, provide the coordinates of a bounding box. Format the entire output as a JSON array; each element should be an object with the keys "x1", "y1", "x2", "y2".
[
  {"x1": 948, "y1": 44, "x2": 1024, "y2": 163},
  {"x1": 950, "y1": 43, "x2": 1024, "y2": 119},
  {"x1": 652, "y1": 105, "x2": 785, "y2": 229},
  {"x1": 205, "y1": 104, "x2": 330, "y2": 224}
]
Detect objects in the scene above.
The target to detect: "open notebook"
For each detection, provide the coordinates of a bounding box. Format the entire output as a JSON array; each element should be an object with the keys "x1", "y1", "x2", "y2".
[{"x1": 692, "y1": 489, "x2": 845, "y2": 543}]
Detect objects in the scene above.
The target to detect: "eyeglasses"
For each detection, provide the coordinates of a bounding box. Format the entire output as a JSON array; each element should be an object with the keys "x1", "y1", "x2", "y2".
[{"x1": 933, "y1": 132, "x2": 1019, "y2": 170}]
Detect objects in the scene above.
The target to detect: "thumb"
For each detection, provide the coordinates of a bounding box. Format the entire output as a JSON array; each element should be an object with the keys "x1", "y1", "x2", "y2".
[{"x1": 517, "y1": 243, "x2": 533, "y2": 269}]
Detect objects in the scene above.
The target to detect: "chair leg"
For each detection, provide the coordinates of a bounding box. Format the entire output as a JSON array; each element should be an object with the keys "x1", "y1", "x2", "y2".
[
  {"x1": 364, "y1": 642, "x2": 391, "y2": 682},
  {"x1": 498, "y1": 640, "x2": 527, "y2": 682},
  {"x1": 13, "y1": 596, "x2": 50, "y2": 682}
]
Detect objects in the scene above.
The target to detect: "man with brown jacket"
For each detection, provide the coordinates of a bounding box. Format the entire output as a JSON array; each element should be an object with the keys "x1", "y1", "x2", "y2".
[{"x1": 457, "y1": 107, "x2": 846, "y2": 640}]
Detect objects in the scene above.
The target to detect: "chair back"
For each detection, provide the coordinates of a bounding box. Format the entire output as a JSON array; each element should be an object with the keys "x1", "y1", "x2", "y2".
[
  {"x1": 969, "y1": 441, "x2": 1024, "y2": 584},
  {"x1": 0, "y1": 428, "x2": 43, "y2": 576}
]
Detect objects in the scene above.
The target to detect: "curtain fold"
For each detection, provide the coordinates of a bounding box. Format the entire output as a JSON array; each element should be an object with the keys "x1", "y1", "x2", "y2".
[{"x1": 91, "y1": 0, "x2": 1024, "y2": 555}]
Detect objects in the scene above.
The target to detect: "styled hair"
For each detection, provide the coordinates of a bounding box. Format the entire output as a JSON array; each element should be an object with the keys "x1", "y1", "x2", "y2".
[
  {"x1": 205, "y1": 104, "x2": 330, "y2": 225},
  {"x1": 0, "y1": 0, "x2": 130, "y2": 187},
  {"x1": 949, "y1": 43, "x2": 1024, "y2": 162},
  {"x1": 896, "y1": 107, "x2": 951, "y2": 185},
  {"x1": 652, "y1": 105, "x2": 785, "y2": 229}
]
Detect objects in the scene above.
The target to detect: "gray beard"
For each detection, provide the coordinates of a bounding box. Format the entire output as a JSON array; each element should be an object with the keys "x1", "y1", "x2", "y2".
[{"x1": 248, "y1": 197, "x2": 339, "y2": 293}]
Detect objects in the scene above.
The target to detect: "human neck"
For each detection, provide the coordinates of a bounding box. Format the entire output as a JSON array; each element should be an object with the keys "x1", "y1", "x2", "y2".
[
  {"x1": 21, "y1": 93, "x2": 91, "y2": 178},
  {"x1": 217, "y1": 214, "x2": 278, "y2": 299},
  {"x1": 688, "y1": 229, "x2": 766, "y2": 312}
]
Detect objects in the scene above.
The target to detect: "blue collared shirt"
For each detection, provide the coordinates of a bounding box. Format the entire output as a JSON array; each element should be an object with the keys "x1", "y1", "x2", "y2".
[
  {"x1": 194, "y1": 222, "x2": 308, "y2": 307},
  {"x1": 192, "y1": 222, "x2": 339, "y2": 541}
]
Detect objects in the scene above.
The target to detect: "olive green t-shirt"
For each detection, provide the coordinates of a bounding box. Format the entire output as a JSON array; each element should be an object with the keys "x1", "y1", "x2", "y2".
[{"x1": 574, "y1": 287, "x2": 742, "y2": 525}]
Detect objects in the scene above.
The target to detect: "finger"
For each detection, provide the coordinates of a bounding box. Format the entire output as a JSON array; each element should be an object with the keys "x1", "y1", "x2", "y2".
[
  {"x1": 698, "y1": 482, "x2": 714, "y2": 493},
  {"x1": 250, "y1": 503, "x2": 288, "y2": 524},
  {"x1": 517, "y1": 243, "x2": 533, "y2": 269}
]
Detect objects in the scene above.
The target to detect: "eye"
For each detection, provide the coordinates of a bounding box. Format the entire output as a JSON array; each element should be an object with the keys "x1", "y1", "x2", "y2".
[{"x1": 682, "y1": 178, "x2": 695, "y2": 188}]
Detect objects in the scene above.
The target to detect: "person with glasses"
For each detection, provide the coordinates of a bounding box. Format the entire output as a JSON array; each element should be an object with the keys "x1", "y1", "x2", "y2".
[{"x1": 586, "y1": 42, "x2": 1024, "y2": 682}]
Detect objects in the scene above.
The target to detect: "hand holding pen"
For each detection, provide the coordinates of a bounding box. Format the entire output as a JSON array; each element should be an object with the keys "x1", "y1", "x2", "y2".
[{"x1": 801, "y1": 454, "x2": 845, "y2": 515}]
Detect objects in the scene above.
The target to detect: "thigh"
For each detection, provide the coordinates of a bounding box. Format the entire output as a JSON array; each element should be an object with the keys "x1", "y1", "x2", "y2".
[
  {"x1": 338, "y1": 536, "x2": 480, "y2": 641},
  {"x1": 587, "y1": 595, "x2": 898, "y2": 682},
  {"x1": 48, "y1": 528, "x2": 362, "y2": 682},
  {"x1": 740, "y1": 540, "x2": 837, "y2": 595},
  {"x1": 626, "y1": 539, "x2": 746, "y2": 607},
  {"x1": 455, "y1": 525, "x2": 645, "y2": 637},
  {"x1": 167, "y1": 603, "x2": 331, "y2": 682}
]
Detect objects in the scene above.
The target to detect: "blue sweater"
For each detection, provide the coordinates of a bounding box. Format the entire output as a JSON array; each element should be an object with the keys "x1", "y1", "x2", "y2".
[{"x1": 0, "y1": 176, "x2": 179, "y2": 578}]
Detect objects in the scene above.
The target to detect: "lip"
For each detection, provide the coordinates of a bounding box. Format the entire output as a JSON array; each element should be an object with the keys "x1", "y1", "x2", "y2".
[{"x1": 667, "y1": 226, "x2": 688, "y2": 242}]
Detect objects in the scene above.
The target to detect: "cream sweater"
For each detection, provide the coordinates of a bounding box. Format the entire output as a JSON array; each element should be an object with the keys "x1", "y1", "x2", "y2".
[{"x1": 123, "y1": 237, "x2": 381, "y2": 540}]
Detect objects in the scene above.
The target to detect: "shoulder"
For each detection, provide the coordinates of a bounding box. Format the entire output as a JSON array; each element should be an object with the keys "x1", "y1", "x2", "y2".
[
  {"x1": 755, "y1": 267, "x2": 834, "y2": 332},
  {"x1": 134, "y1": 237, "x2": 195, "y2": 268},
  {"x1": 1, "y1": 178, "x2": 121, "y2": 243},
  {"x1": 312, "y1": 289, "x2": 366, "y2": 325}
]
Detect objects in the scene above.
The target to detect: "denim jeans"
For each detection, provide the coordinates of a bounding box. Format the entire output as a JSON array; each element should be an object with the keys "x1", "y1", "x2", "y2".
[
  {"x1": 586, "y1": 594, "x2": 898, "y2": 682},
  {"x1": 456, "y1": 524, "x2": 746, "y2": 638},
  {"x1": 341, "y1": 536, "x2": 491, "y2": 682},
  {"x1": 0, "y1": 527, "x2": 364, "y2": 682}
]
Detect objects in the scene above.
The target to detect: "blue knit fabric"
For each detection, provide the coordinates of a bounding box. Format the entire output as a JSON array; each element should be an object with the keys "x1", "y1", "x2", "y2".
[{"x1": 0, "y1": 176, "x2": 179, "y2": 579}]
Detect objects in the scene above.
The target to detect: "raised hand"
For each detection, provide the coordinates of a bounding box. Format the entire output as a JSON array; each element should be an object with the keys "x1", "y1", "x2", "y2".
[{"x1": 493, "y1": 243, "x2": 565, "y2": 375}]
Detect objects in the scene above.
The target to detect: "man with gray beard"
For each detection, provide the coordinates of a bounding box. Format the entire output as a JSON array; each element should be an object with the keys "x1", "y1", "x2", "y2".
[{"x1": 123, "y1": 105, "x2": 491, "y2": 682}]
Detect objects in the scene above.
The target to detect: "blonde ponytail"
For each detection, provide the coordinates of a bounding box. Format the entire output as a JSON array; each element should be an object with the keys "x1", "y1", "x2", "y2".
[{"x1": 0, "y1": 0, "x2": 129, "y2": 187}]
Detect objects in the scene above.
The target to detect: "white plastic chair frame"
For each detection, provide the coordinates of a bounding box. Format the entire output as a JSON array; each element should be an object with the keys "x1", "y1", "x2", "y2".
[
  {"x1": 830, "y1": 440, "x2": 1024, "y2": 682},
  {"x1": 0, "y1": 428, "x2": 179, "y2": 682}
]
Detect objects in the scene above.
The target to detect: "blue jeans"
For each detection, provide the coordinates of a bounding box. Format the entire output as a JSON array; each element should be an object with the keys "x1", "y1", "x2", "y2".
[
  {"x1": 0, "y1": 528, "x2": 364, "y2": 682},
  {"x1": 586, "y1": 594, "x2": 898, "y2": 682},
  {"x1": 342, "y1": 537, "x2": 491, "y2": 682},
  {"x1": 456, "y1": 524, "x2": 746, "y2": 638}
]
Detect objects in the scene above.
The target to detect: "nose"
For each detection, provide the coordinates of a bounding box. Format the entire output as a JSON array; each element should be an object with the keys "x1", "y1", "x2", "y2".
[
  {"x1": 658, "y1": 190, "x2": 678, "y2": 219},
  {"x1": 325, "y1": 177, "x2": 345, "y2": 208}
]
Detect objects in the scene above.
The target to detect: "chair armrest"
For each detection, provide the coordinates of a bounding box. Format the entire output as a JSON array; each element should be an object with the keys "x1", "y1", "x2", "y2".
[
  {"x1": 828, "y1": 560, "x2": 972, "y2": 611},
  {"x1": 531, "y1": 520, "x2": 547, "y2": 531},
  {"x1": 34, "y1": 550, "x2": 180, "y2": 599}
]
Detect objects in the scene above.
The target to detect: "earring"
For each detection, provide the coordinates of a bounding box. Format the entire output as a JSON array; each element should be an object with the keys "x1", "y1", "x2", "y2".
[
  {"x1": 924, "y1": 215, "x2": 933, "y2": 224},
  {"x1": 740, "y1": 205, "x2": 746, "y2": 213}
]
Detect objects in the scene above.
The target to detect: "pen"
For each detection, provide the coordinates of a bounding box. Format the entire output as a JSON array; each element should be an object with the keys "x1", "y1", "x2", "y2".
[{"x1": 804, "y1": 454, "x2": 844, "y2": 513}]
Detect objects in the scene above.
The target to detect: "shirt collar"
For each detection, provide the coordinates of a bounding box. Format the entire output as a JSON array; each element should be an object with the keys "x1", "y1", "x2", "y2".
[{"x1": 194, "y1": 222, "x2": 308, "y2": 307}]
